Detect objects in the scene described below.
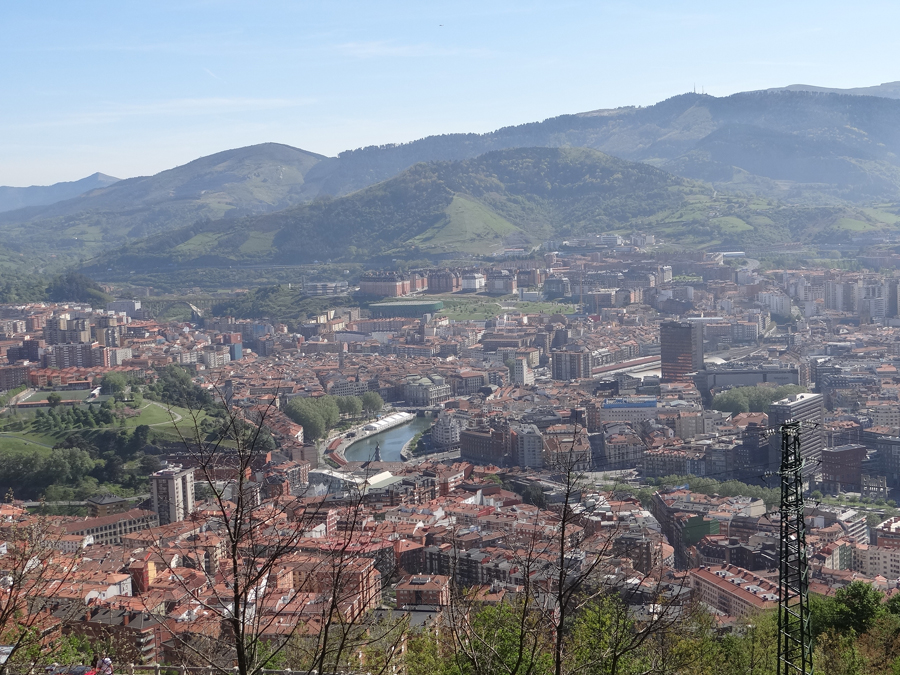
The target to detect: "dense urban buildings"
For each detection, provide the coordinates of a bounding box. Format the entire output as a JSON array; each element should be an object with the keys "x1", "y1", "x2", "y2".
[{"x1": 6, "y1": 247, "x2": 900, "y2": 666}]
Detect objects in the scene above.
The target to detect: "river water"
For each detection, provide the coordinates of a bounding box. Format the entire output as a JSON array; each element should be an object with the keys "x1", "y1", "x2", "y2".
[{"x1": 343, "y1": 414, "x2": 434, "y2": 463}]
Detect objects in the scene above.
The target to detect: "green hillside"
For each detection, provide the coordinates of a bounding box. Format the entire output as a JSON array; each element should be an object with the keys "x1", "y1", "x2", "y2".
[
  {"x1": 408, "y1": 195, "x2": 524, "y2": 255},
  {"x1": 85, "y1": 147, "x2": 701, "y2": 270},
  {"x1": 83, "y1": 146, "x2": 900, "y2": 273},
  {"x1": 0, "y1": 143, "x2": 327, "y2": 268}
]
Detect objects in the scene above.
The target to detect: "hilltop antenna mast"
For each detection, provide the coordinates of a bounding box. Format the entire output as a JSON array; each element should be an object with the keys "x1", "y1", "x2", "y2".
[{"x1": 777, "y1": 421, "x2": 813, "y2": 675}]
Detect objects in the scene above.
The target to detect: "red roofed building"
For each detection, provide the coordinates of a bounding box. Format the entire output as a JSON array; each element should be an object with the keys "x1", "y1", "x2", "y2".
[{"x1": 689, "y1": 564, "x2": 778, "y2": 617}]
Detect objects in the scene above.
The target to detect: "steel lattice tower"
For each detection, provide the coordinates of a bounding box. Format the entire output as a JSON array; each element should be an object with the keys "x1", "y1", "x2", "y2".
[{"x1": 777, "y1": 422, "x2": 813, "y2": 675}]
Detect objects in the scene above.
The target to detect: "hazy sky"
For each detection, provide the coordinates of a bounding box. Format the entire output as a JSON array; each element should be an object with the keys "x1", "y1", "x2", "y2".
[{"x1": 3, "y1": 0, "x2": 899, "y2": 186}]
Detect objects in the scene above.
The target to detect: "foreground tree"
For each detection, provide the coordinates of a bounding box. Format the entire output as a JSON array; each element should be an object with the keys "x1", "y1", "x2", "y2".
[
  {"x1": 0, "y1": 504, "x2": 85, "y2": 672},
  {"x1": 138, "y1": 381, "x2": 403, "y2": 675}
]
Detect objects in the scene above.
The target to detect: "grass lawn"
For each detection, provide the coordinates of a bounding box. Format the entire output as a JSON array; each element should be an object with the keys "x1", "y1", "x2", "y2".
[
  {"x1": 0, "y1": 403, "x2": 212, "y2": 450},
  {"x1": 0, "y1": 435, "x2": 53, "y2": 453},
  {"x1": 9, "y1": 428, "x2": 66, "y2": 446},
  {"x1": 122, "y1": 403, "x2": 210, "y2": 428},
  {"x1": 406, "y1": 195, "x2": 523, "y2": 255},
  {"x1": 834, "y1": 217, "x2": 878, "y2": 232}
]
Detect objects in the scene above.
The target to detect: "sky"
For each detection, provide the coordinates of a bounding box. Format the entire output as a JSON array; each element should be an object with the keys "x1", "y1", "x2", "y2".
[{"x1": 3, "y1": 0, "x2": 900, "y2": 186}]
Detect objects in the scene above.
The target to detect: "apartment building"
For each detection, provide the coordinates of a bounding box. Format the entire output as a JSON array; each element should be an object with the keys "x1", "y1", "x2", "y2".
[
  {"x1": 150, "y1": 465, "x2": 196, "y2": 525},
  {"x1": 689, "y1": 565, "x2": 779, "y2": 617}
]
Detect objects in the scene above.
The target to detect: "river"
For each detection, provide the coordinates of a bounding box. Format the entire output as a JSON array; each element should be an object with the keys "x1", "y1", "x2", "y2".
[{"x1": 343, "y1": 414, "x2": 435, "y2": 463}]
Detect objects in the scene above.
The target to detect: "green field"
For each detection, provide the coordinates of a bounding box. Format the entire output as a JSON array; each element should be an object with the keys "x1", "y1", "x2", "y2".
[
  {"x1": 0, "y1": 435, "x2": 53, "y2": 453},
  {"x1": 0, "y1": 402, "x2": 208, "y2": 448},
  {"x1": 514, "y1": 301, "x2": 579, "y2": 315},
  {"x1": 711, "y1": 216, "x2": 753, "y2": 233},
  {"x1": 24, "y1": 390, "x2": 92, "y2": 402},
  {"x1": 238, "y1": 230, "x2": 277, "y2": 254}
]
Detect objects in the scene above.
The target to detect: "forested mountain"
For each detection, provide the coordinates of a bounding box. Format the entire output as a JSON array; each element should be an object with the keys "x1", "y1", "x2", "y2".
[
  {"x1": 85, "y1": 147, "x2": 697, "y2": 270},
  {"x1": 0, "y1": 143, "x2": 327, "y2": 263},
  {"x1": 766, "y1": 80, "x2": 900, "y2": 99},
  {"x1": 320, "y1": 91, "x2": 900, "y2": 202},
  {"x1": 0, "y1": 172, "x2": 119, "y2": 213},
  {"x1": 85, "y1": 146, "x2": 897, "y2": 272}
]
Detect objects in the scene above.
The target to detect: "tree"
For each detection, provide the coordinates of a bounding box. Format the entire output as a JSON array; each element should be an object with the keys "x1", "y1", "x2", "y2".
[
  {"x1": 146, "y1": 365, "x2": 215, "y2": 410},
  {"x1": 284, "y1": 398, "x2": 326, "y2": 440},
  {"x1": 45, "y1": 272, "x2": 112, "y2": 306},
  {"x1": 138, "y1": 453, "x2": 161, "y2": 475},
  {"x1": 0, "y1": 506, "x2": 86, "y2": 672},
  {"x1": 46, "y1": 392, "x2": 61, "y2": 408},
  {"x1": 136, "y1": 386, "x2": 404, "y2": 675},
  {"x1": 711, "y1": 384, "x2": 808, "y2": 415},
  {"x1": 361, "y1": 391, "x2": 384, "y2": 416},
  {"x1": 812, "y1": 580, "x2": 885, "y2": 637},
  {"x1": 100, "y1": 371, "x2": 128, "y2": 395},
  {"x1": 127, "y1": 424, "x2": 152, "y2": 456},
  {"x1": 336, "y1": 395, "x2": 362, "y2": 418}
]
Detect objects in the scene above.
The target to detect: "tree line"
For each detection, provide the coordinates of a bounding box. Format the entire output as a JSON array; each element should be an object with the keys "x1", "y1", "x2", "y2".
[
  {"x1": 283, "y1": 391, "x2": 383, "y2": 440},
  {"x1": 711, "y1": 384, "x2": 808, "y2": 414}
]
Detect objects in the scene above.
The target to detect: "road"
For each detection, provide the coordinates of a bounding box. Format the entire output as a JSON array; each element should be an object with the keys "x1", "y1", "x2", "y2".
[
  {"x1": 21, "y1": 493, "x2": 149, "y2": 508},
  {"x1": 0, "y1": 387, "x2": 34, "y2": 415}
]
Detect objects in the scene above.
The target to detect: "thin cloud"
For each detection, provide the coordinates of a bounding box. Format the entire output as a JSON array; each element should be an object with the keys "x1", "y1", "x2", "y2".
[{"x1": 203, "y1": 67, "x2": 229, "y2": 84}]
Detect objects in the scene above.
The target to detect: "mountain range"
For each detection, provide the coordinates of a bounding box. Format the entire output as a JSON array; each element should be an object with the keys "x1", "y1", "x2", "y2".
[
  {"x1": 85, "y1": 147, "x2": 701, "y2": 270},
  {"x1": 0, "y1": 172, "x2": 119, "y2": 214},
  {"x1": 84, "y1": 146, "x2": 900, "y2": 272},
  {"x1": 4, "y1": 86, "x2": 900, "y2": 272},
  {"x1": 765, "y1": 81, "x2": 900, "y2": 99}
]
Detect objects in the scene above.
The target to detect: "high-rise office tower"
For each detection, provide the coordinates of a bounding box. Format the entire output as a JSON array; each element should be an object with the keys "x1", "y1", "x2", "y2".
[
  {"x1": 660, "y1": 321, "x2": 703, "y2": 382},
  {"x1": 150, "y1": 465, "x2": 196, "y2": 525},
  {"x1": 768, "y1": 392, "x2": 824, "y2": 485}
]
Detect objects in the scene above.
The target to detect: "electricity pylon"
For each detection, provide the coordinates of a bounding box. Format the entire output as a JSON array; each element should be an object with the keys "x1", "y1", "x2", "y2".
[{"x1": 777, "y1": 421, "x2": 813, "y2": 675}]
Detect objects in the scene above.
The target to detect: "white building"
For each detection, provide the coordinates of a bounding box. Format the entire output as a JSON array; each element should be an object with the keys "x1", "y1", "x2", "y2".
[
  {"x1": 871, "y1": 404, "x2": 900, "y2": 430},
  {"x1": 512, "y1": 357, "x2": 534, "y2": 386},
  {"x1": 600, "y1": 234, "x2": 623, "y2": 247},
  {"x1": 106, "y1": 300, "x2": 142, "y2": 318},
  {"x1": 599, "y1": 397, "x2": 659, "y2": 426},
  {"x1": 462, "y1": 273, "x2": 485, "y2": 292},
  {"x1": 432, "y1": 410, "x2": 462, "y2": 448},
  {"x1": 853, "y1": 544, "x2": 900, "y2": 578},
  {"x1": 757, "y1": 292, "x2": 792, "y2": 317},
  {"x1": 514, "y1": 424, "x2": 544, "y2": 468}
]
